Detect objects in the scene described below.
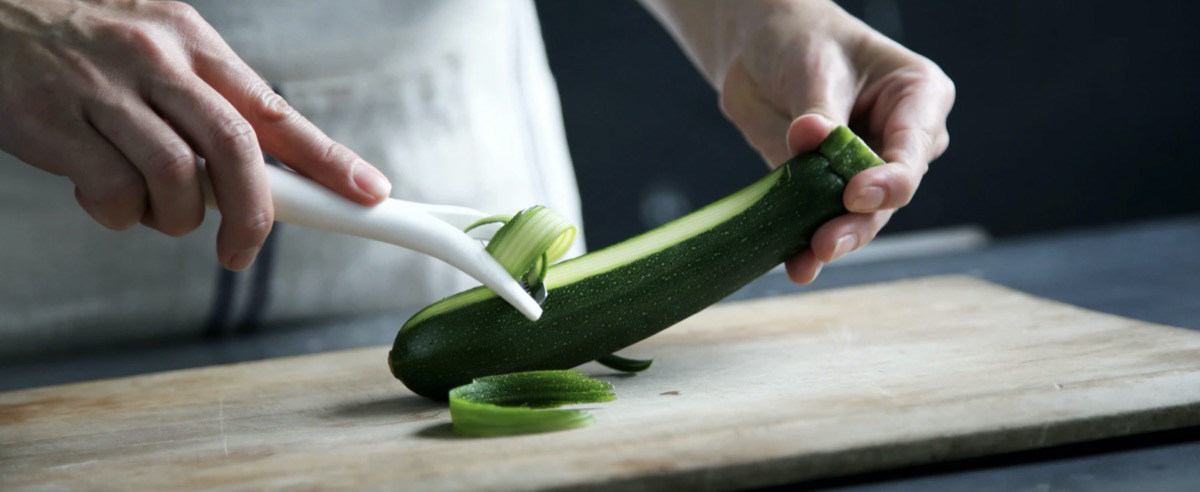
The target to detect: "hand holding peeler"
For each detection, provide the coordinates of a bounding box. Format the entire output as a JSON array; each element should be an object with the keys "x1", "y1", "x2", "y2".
[{"x1": 200, "y1": 165, "x2": 544, "y2": 321}]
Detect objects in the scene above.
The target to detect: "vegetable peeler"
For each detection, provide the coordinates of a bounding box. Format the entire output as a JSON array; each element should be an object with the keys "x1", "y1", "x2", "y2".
[{"x1": 200, "y1": 164, "x2": 544, "y2": 321}]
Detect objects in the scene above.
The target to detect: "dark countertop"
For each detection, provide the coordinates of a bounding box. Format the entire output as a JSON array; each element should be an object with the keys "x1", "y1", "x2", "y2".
[{"x1": 3, "y1": 215, "x2": 1198, "y2": 490}]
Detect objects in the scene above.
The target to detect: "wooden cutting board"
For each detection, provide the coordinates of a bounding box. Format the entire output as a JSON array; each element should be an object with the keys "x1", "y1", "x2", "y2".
[{"x1": 3, "y1": 275, "x2": 1200, "y2": 491}]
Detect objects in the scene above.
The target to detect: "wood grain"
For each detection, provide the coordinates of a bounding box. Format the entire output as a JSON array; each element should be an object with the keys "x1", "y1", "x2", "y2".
[{"x1": 3, "y1": 275, "x2": 1199, "y2": 491}]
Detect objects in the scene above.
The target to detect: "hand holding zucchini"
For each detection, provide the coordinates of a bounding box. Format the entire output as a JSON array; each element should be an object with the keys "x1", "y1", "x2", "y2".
[{"x1": 390, "y1": 126, "x2": 884, "y2": 399}]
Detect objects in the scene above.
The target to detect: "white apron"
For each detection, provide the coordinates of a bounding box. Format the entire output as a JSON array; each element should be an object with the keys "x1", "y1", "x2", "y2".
[{"x1": 0, "y1": 0, "x2": 582, "y2": 358}]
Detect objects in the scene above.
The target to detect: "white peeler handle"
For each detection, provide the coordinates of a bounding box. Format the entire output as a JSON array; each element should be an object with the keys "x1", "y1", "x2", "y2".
[{"x1": 201, "y1": 165, "x2": 543, "y2": 321}]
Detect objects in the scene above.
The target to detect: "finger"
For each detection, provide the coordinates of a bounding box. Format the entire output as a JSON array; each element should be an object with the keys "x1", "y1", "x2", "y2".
[
  {"x1": 784, "y1": 249, "x2": 823, "y2": 285},
  {"x1": 191, "y1": 45, "x2": 391, "y2": 204},
  {"x1": 64, "y1": 128, "x2": 148, "y2": 231},
  {"x1": 87, "y1": 99, "x2": 204, "y2": 237},
  {"x1": 149, "y1": 74, "x2": 272, "y2": 271},
  {"x1": 809, "y1": 209, "x2": 895, "y2": 263},
  {"x1": 879, "y1": 75, "x2": 954, "y2": 168},
  {"x1": 784, "y1": 113, "x2": 839, "y2": 155},
  {"x1": 851, "y1": 70, "x2": 954, "y2": 212},
  {"x1": 720, "y1": 61, "x2": 794, "y2": 167},
  {"x1": 790, "y1": 111, "x2": 894, "y2": 214}
]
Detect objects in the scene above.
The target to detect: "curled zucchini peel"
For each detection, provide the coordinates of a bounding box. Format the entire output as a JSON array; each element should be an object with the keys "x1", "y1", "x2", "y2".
[{"x1": 465, "y1": 206, "x2": 576, "y2": 293}]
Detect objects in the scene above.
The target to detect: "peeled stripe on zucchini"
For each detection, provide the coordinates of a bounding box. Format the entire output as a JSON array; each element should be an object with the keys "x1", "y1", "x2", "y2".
[{"x1": 389, "y1": 127, "x2": 884, "y2": 399}]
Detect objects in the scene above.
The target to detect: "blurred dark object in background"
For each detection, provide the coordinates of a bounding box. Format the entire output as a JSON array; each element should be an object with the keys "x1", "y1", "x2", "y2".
[{"x1": 536, "y1": 0, "x2": 1200, "y2": 250}]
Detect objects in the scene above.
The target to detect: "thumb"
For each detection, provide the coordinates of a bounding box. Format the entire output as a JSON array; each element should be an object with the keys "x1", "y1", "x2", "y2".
[{"x1": 785, "y1": 113, "x2": 840, "y2": 156}]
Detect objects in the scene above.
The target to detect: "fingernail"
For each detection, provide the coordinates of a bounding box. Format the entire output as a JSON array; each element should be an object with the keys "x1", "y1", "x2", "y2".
[
  {"x1": 352, "y1": 160, "x2": 392, "y2": 200},
  {"x1": 229, "y1": 246, "x2": 260, "y2": 271},
  {"x1": 811, "y1": 262, "x2": 824, "y2": 282},
  {"x1": 850, "y1": 186, "x2": 885, "y2": 211},
  {"x1": 831, "y1": 235, "x2": 857, "y2": 261}
]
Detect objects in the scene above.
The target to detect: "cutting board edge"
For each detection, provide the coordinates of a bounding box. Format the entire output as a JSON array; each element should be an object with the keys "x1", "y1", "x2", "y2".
[{"x1": 549, "y1": 399, "x2": 1200, "y2": 492}]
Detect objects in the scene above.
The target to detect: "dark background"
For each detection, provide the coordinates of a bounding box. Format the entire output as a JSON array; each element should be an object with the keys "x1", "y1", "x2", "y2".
[{"x1": 534, "y1": 0, "x2": 1200, "y2": 250}]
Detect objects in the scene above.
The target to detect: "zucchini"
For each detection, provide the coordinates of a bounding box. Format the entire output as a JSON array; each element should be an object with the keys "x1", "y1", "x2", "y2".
[{"x1": 390, "y1": 127, "x2": 884, "y2": 399}]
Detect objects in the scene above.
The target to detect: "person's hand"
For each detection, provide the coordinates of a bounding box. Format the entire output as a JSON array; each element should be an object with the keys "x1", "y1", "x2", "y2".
[
  {"x1": 720, "y1": 2, "x2": 954, "y2": 284},
  {"x1": 643, "y1": 0, "x2": 955, "y2": 284},
  {"x1": 0, "y1": 0, "x2": 392, "y2": 271}
]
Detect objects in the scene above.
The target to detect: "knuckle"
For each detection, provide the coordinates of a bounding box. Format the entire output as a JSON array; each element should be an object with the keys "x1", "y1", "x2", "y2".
[
  {"x1": 254, "y1": 88, "x2": 294, "y2": 122},
  {"x1": 144, "y1": 144, "x2": 196, "y2": 182},
  {"x1": 915, "y1": 59, "x2": 956, "y2": 102},
  {"x1": 97, "y1": 21, "x2": 158, "y2": 51},
  {"x1": 237, "y1": 208, "x2": 274, "y2": 239},
  {"x1": 919, "y1": 58, "x2": 951, "y2": 83},
  {"x1": 154, "y1": 1, "x2": 202, "y2": 25},
  {"x1": 935, "y1": 130, "x2": 951, "y2": 157},
  {"x1": 941, "y1": 73, "x2": 957, "y2": 101},
  {"x1": 211, "y1": 116, "x2": 258, "y2": 158},
  {"x1": 913, "y1": 58, "x2": 943, "y2": 78},
  {"x1": 95, "y1": 22, "x2": 177, "y2": 68},
  {"x1": 319, "y1": 139, "x2": 353, "y2": 167}
]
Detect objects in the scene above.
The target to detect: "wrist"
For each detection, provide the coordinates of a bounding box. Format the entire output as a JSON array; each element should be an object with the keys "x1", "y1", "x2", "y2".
[{"x1": 640, "y1": 0, "x2": 846, "y2": 88}]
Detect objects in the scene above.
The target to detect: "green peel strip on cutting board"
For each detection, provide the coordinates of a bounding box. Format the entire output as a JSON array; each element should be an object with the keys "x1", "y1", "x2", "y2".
[{"x1": 449, "y1": 370, "x2": 615, "y2": 436}]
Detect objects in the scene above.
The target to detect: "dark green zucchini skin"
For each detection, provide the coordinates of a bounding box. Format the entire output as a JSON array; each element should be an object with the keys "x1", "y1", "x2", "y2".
[{"x1": 390, "y1": 151, "x2": 857, "y2": 399}]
